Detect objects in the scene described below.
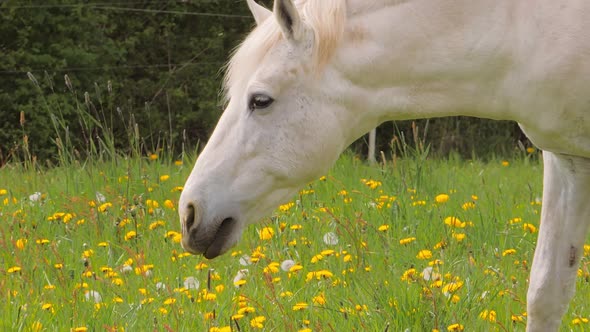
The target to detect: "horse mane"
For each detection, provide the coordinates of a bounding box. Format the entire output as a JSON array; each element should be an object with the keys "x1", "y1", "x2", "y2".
[{"x1": 223, "y1": 0, "x2": 347, "y2": 100}]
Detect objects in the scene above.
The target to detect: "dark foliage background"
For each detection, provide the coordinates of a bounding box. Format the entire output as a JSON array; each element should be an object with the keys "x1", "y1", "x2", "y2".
[{"x1": 0, "y1": 0, "x2": 528, "y2": 164}]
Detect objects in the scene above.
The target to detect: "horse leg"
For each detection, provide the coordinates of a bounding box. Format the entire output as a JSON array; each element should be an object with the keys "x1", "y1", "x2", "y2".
[{"x1": 526, "y1": 152, "x2": 590, "y2": 331}]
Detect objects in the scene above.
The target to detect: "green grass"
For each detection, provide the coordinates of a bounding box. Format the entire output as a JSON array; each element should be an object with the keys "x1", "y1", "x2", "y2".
[{"x1": 1, "y1": 152, "x2": 589, "y2": 331}]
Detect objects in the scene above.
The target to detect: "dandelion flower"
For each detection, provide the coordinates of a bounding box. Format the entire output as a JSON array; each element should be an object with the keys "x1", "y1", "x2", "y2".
[
  {"x1": 250, "y1": 316, "x2": 266, "y2": 328},
  {"x1": 258, "y1": 227, "x2": 275, "y2": 240},
  {"x1": 447, "y1": 323, "x2": 464, "y2": 331},
  {"x1": 435, "y1": 194, "x2": 450, "y2": 203},
  {"x1": 417, "y1": 250, "x2": 433, "y2": 260},
  {"x1": 281, "y1": 259, "x2": 296, "y2": 272},
  {"x1": 444, "y1": 216, "x2": 466, "y2": 228},
  {"x1": 292, "y1": 302, "x2": 308, "y2": 311},
  {"x1": 323, "y1": 232, "x2": 339, "y2": 245},
  {"x1": 184, "y1": 276, "x2": 200, "y2": 290},
  {"x1": 399, "y1": 237, "x2": 416, "y2": 245},
  {"x1": 85, "y1": 290, "x2": 102, "y2": 303},
  {"x1": 378, "y1": 224, "x2": 390, "y2": 232}
]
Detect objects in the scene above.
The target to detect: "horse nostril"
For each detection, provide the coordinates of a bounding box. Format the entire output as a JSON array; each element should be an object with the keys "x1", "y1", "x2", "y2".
[{"x1": 184, "y1": 204, "x2": 196, "y2": 231}]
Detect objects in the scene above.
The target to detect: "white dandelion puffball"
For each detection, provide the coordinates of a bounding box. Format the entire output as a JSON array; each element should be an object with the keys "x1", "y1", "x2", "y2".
[
  {"x1": 422, "y1": 267, "x2": 440, "y2": 281},
  {"x1": 183, "y1": 276, "x2": 200, "y2": 290},
  {"x1": 323, "y1": 232, "x2": 339, "y2": 245},
  {"x1": 95, "y1": 191, "x2": 106, "y2": 203},
  {"x1": 233, "y1": 269, "x2": 249, "y2": 286},
  {"x1": 120, "y1": 265, "x2": 133, "y2": 274},
  {"x1": 85, "y1": 290, "x2": 102, "y2": 303},
  {"x1": 239, "y1": 255, "x2": 252, "y2": 266},
  {"x1": 29, "y1": 192, "x2": 42, "y2": 202},
  {"x1": 281, "y1": 259, "x2": 296, "y2": 272}
]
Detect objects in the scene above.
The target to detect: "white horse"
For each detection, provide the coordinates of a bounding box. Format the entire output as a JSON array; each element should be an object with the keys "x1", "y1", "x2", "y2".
[{"x1": 179, "y1": 0, "x2": 590, "y2": 330}]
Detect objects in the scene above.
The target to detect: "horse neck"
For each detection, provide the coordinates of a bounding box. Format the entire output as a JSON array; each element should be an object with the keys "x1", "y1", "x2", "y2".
[{"x1": 332, "y1": 0, "x2": 524, "y2": 125}]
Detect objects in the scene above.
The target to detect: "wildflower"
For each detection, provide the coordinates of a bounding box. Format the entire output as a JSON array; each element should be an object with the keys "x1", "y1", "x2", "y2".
[
  {"x1": 305, "y1": 270, "x2": 333, "y2": 282},
  {"x1": 442, "y1": 280, "x2": 464, "y2": 296},
  {"x1": 165, "y1": 231, "x2": 182, "y2": 243},
  {"x1": 401, "y1": 268, "x2": 417, "y2": 283},
  {"x1": 323, "y1": 232, "x2": 339, "y2": 245},
  {"x1": 452, "y1": 233, "x2": 466, "y2": 242},
  {"x1": 290, "y1": 224, "x2": 302, "y2": 230},
  {"x1": 164, "y1": 200, "x2": 175, "y2": 210},
  {"x1": 501, "y1": 160, "x2": 509, "y2": 167},
  {"x1": 572, "y1": 317, "x2": 589, "y2": 325},
  {"x1": 29, "y1": 192, "x2": 42, "y2": 202},
  {"x1": 163, "y1": 298, "x2": 176, "y2": 305},
  {"x1": 0, "y1": 189, "x2": 6, "y2": 196},
  {"x1": 444, "y1": 216, "x2": 465, "y2": 228},
  {"x1": 313, "y1": 293, "x2": 326, "y2": 305},
  {"x1": 7, "y1": 266, "x2": 21, "y2": 274},
  {"x1": 234, "y1": 269, "x2": 249, "y2": 287},
  {"x1": 422, "y1": 267, "x2": 440, "y2": 281},
  {"x1": 435, "y1": 194, "x2": 450, "y2": 203},
  {"x1": 279, "y1": 202, "x2": 295, "y2": 212},
  {"x1": 292, "y1": 302, "x2": 308, "y2": 311},
  {"x1": 281, "y1": 259, "x2": 296, "y2": 271},
  {"x1": 479, "y1": 310, "x2": 497, "y2": 323},
  {"x1": 311, "y1": 254, "x2": 324, "y2": 263},
  {"x1": 171, "y1": 186, "x2": 184, "y2": 192},
  {"x1": 502, "y1": 249, "x2": 517, "y2": 256},
  {"x1": 15, "y1": 238, "x2": 26, "y2": 250},
  {"x1": 523, "y1": 223, "x2": 537, "y2": 233},
  {"x1": 399, "y1": 237, "x2": 416, "y2": 245},
  {"x1": 184, "y1": 276, "x2": 200, "y2": 290},
  {"x1": 362, "y1": 179, "x2": 382, "y2": 189},
  {"x1": 447, "y1": 323, "x2": 464, "y2": 331},
  {"x1": 85, "y1": 290, "x2": 102, "y2": 303},
  {"x1": 258, "y1": 227, "x2": 275, "y2": 240},
  {"x1": 149, "y1": 220, "x2": 165, "y2": 230},
  {"x1": 160, "y1": 175, "x2": 170, "y2": 182},
  {"x1": 378, "y1": 224, "x2": 390, "y2": 232},
  {"x1": 149, "y1": 153, "x2": 158, "y2": 160},
  {"x1": 417, "y1": 250, "x2": 433, "y2": 260},
  {"x1": 98, "y1": 202, "x2": 112, "y2": 212},
  {"x1": 250, "y1": 316, "x2": 266, "y2": 328},
  {"x1": 124, "y1": 231, "x2": 137, "y2": 241},
  {"x1": 461, "y1": 202, "x2": 476, "y2": 210}
]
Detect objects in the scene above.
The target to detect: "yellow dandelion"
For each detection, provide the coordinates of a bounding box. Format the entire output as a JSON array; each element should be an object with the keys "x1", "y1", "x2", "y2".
[
  {"x1": 164, "y1": 199, "x2": 175, "y2": 210},
  {"x1": 160, "y1": 175, "x2": 170, "y2": 182},
  {"x1": 7, "y1": 266, "x2": 21, "y2": 273},
  {"x1": 461, "y1": 202, "x2": 475, "y2": 210},
  {"x1": 400, "y1": 237, "x2": 416, "y2": 245},
  {"x1": 258, "y1": 227, "x2": 275, "y2": 240},
  {"x1": 502, "y1": 249, "x2": 517, "y2": 256},
  {"x1": 312, "y1": 293, "x2": 326, "y2": 305},
  {"x1": 124, "y1": 231, "x2": 137, "y2": 241},
  {"x1": 250, "y1": 316, "x2": 266, "y2": 328},
  {"x1": 417, "y1": 250, "x2": 433, "y2": 260},
  {"x1": 523, "y1": 223, "x2": 537, "y2": 233},
  {"x1": 435, "y1": 194, "x2": 449, "y2": 203},
  {"x1": 444, "y1": 216, "x2": 465, "y2": 228},
  {"x1": 15, "y1": 238, "x2": 27, "y2": 250},
  {"x1": 378, "y1": 224, "x2": 390, "y2": 232},
  {"x1": 452, "y1": 233, "x2": 466, "y2": 242},
  {"x1": 292, "y1": 302, "x2": 308, "y2": 311},
  {"x1": 97, "y1": 202, "x2": 112, "y2": 212},
  {"x1": 447, "y1": 323, "x2": 464, "y2": 331}
]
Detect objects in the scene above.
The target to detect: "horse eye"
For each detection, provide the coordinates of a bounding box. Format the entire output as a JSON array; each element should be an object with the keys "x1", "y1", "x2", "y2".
[{"x1": 248, "y1": 93, "x2": 274, "y2": 111}]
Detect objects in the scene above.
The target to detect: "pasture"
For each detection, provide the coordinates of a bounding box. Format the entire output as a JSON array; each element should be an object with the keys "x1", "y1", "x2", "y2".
[{"x1": 1, "y1": 152, "x2": 589, "y2": 331}]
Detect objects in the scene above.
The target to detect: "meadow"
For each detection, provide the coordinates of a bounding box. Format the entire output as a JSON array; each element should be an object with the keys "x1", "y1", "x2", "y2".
[{"x1": 1, "y1": 151, "x2": 589, "y2": 331}]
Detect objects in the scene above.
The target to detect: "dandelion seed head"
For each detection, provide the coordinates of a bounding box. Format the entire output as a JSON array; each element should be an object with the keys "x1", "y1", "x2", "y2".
[
  {"x1": 85, "y1": 290, "x2": 102, "y2": 303},
  {"x1": 323, "y1": 232, "x2": 339, "y2": 245},
  {"x1": 183, "y1": 276, "x2": 200, "y2": 290},
  {"x1": 281, "y1": 259, "x2": 296, "y2": 272}
]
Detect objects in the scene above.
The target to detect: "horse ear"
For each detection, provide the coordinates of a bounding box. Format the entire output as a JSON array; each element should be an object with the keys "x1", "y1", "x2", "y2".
[
  {"x1": 274, "y1": 0, "x2": 303, "y2": 42},
  {"x1": 247, "y1": 0, "x2": 271, "y2": 25}
]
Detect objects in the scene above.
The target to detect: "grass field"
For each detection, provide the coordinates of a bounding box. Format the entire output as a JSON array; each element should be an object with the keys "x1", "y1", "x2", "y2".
[{"x1": 1, "y1": 152, "x2": 589, "y2": 331}]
